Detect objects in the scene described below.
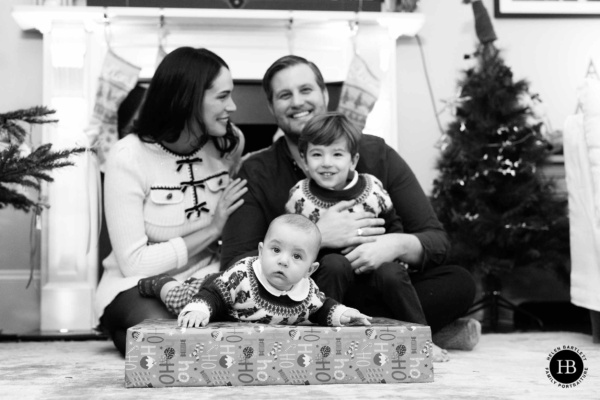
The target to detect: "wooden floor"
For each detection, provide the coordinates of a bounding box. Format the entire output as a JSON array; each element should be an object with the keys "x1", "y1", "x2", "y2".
[{"x1": 1, "y1": 331, "x2": 598, "y2": 400}]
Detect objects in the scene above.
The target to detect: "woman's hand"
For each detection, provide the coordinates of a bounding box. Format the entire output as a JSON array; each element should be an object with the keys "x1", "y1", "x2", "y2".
[
  {"x1": 212, "y1": 178, "x2": 247, "y2": 234},
  {"x1": 316, "y1": 200, "x2": 385, "y2": 249}
]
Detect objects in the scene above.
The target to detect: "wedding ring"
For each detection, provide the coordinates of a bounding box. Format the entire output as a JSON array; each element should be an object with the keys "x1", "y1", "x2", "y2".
[{"x1": 357, "y1": 228, "x2": 363, "y2": 237}]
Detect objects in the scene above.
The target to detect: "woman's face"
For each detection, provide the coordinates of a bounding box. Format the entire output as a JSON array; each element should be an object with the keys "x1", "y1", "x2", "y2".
[{"x1": 200, "y1": 66, "x2": 236, "y2": 137}]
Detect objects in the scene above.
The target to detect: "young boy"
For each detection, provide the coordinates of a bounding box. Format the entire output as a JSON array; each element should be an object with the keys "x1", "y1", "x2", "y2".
[
  {"x1": 285, "y1": 112, "x2": 428, "y2": 327},
  {"x1": 286, "y1": 111, "x2": 403, "y2": 232},
  {"x1": 142, "y1": 214, "x2": 371, "y2": 328}
]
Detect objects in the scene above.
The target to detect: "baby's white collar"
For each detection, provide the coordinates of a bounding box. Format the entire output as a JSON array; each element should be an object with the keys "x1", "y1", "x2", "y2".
[{"x1": 252, "y1": 258, "x2": 310, "y2": 301}]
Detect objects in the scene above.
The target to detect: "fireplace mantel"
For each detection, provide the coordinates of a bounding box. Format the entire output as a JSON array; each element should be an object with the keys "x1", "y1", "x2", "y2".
[
  {"x1": 12, "y1": 5, "x2": 424, "y2": 331},
  {"x1": 13, "y1": 5, "x2": 424, "y2": 35},
  {"x1": 12, "y1": 5, "x2": 424, "y2": 82}
]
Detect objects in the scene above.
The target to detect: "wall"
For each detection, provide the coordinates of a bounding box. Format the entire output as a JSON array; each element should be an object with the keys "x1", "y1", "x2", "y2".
[
  {"x1": 0, "y1": 0, "x2": 43, "y2": 334},
  {"x1": 2, "y1": 0, "x2": 593, "y2": 332},
  {"x1": 397, "y1": 0, "x2": 600, "y2": 194}
]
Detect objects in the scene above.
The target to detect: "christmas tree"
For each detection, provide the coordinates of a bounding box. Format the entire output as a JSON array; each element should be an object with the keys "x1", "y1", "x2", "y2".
[
  {"x1": 430, "y1": 2, "x2": 569, "y2": 282},
  {"x1": 0, "y1": 106, "x2": 86, "y2": 212}
]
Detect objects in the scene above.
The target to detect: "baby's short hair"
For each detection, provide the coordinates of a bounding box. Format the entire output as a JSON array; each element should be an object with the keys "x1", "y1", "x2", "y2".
[
  {"x1": 267, "y1": 214, "x2": 322, "y2": 252},
  {"x1": 298, "y1": 112, "x2": 362, "y2": 157}
]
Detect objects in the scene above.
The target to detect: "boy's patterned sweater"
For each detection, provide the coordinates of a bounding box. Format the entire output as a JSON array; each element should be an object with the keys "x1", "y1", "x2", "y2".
[{"x1": 285, "y1": 173, "x2": 404, "y2": 233}]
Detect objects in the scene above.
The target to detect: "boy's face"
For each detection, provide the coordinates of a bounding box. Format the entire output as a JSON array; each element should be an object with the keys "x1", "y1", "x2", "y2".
[
  {"x1": 304, "y1": 137, "x2": 359, "y2": 191},
  {"x1": 258, "y1": 221, "x2": 319, "y2": 291}
]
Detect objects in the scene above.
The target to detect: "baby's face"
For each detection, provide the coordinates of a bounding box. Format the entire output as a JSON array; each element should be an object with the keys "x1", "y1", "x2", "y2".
[
  {"x1": 304, "y1": 137, "x2": 358, "y2": 190},
  {"x1": 259, "y1": 222, "x2": 318, "y2": 291}
]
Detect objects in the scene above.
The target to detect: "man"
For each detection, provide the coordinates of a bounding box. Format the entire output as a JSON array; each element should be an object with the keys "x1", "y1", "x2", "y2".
[{"x1": 221, "y1": 55, "x2": 479, "y2": 353}]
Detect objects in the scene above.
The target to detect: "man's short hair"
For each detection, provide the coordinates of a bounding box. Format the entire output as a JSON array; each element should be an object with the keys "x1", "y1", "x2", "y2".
[
  {"x1": 298, "y1": 112, "x2": 362, "y2": 157},
  {"x1": 262, "y1": 55, "x2": 326, "y2": 103}
]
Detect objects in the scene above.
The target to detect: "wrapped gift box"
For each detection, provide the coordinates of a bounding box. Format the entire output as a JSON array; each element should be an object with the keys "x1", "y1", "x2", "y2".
[{"x1": 125, "y1": 318, "x2": 434, "y2": 388}]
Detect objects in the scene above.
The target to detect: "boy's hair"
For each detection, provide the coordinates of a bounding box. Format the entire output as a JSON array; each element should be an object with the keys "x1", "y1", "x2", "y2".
[
  {"x1": 267, "y1": 214, "x2": 322, "y2": 253},
  {"x1": 298, "y1": 112, "x2": 362, "y2": 157}
]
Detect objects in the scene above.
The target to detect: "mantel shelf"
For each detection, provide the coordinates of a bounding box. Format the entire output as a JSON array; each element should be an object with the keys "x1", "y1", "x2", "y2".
[{"x1": 12, "y1": 5, "x2": 424, "y2": 38}]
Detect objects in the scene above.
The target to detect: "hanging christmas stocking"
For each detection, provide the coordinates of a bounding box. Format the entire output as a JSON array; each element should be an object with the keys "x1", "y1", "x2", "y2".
[
  {"x1": 337, "y1": 53, "x2": 381, "y2": 132},
  {"x1": 85, "y1": 50, "x2": 141, "y2": 169}
]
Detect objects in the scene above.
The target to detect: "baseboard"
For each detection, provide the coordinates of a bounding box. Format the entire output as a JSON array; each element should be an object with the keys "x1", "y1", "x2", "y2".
[
  {"x1": 0, "y1": 269, "x2": 40, "y2": 281},
  {"x1": 0, "y1": 269, "x2": 41, "y2": 334}
]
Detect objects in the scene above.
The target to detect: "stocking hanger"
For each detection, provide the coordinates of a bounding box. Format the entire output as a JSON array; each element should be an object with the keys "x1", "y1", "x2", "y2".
[
  {"x1": 103, "y1": 9, "x2": 113, "y2": 51},
  {"x1": 350, "y1": 0, "x2": 364, "y2": 54},
  {"x1": 286, "y1": 11, "x2": 295, "y2": 55},
  {"x1": 158, "y1": 13, "x2": 167, "y2": 50},
  {"x1": 349, "y1": 11, "x2": 360, "y2": 55}
]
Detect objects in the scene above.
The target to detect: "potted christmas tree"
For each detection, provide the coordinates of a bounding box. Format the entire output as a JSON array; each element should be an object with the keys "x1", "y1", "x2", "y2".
[{"x1": 430, "y1": 1, "x2": 570, "y2": 331}]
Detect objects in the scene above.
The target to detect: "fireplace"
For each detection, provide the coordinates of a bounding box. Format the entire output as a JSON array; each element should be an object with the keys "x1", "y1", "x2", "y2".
[
  {"x1": 12, "y1": 4, "x2": 424, "y2": 331},
  {"x1": 117, "y1": 79, "x2": 344, "y2": 156}
]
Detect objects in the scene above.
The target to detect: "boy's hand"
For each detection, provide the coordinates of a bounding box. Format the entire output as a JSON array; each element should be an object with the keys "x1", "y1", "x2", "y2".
[
  {"x1": 340, "y1": 308, "x2": 372, "y2": 326},
  {"x1": 178, "y1": 310, "x2": 210, "y2": 328}
]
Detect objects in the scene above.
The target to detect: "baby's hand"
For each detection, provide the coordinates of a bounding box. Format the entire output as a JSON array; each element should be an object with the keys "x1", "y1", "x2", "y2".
[
  {"x1": 178, "y1": 310, "x2": 210, "y2": 328},
  {"x1": 340, "y1": 308, "x2": 372, "y2": 326}
]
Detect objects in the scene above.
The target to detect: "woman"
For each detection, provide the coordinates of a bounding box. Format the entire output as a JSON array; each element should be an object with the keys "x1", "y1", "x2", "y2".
[{"x1": 95, "y1": 47, "x2": 247, "y2": 355}]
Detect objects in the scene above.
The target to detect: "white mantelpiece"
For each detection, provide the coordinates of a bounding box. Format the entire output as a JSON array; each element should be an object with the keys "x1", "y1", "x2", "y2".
[{"x1": 12, "y1": 5, "x2": 424, "y2": 331}]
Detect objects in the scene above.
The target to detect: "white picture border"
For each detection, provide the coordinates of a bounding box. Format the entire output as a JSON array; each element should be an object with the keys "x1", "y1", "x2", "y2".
[{"x1": 495, "y1": 0, "x2": 600, "y2": 18}]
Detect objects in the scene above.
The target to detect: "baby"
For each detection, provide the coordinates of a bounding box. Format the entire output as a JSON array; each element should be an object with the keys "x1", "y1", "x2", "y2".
[
  {"x1": 285, "y1": 112, "x2": 428, "y2": 327},
  {"x1": 174, "y1": 214, "x2": 371, "y2": 327}
]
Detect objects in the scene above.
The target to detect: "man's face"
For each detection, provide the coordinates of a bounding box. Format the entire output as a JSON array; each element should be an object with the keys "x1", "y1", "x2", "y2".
[{"x1": 268, "y1": 64, "x2": 329, "y2": 142}]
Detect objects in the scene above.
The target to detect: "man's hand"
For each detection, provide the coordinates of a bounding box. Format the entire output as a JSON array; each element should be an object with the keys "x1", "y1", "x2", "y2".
[
  {"x1": 316, "y1": 200, "x2": 385, "y2": 249},
  {"x1": 340, "y1": 308, "x2": 372, "y2": 326},
  {"x1": 178, "y1": 310, "x2": 210, "y2": 328},
  {"x1": 344, "y1": 233, "x2": 421, "y2": 274}
]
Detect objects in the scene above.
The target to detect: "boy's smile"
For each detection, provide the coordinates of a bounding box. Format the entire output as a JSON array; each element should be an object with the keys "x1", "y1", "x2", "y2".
[{"x1": 304, "y1": 137, "x2": 359, "y2": 191}]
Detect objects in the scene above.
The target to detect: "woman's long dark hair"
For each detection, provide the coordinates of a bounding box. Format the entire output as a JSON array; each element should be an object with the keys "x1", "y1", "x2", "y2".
[{"x1": 135, "y1": 47, "x2": 238, "y2": 155}]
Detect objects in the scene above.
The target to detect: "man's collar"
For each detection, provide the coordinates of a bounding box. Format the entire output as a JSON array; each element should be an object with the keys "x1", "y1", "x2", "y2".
[
  {"x1": 283, "y1": 136, "x2": 307, "y2": 172},
  {"x1": 252, "y1": 257, "x2": 310, "y2": 301},
  {"x1": 274, "y1": 135, "x2": 307, "y2": 177}
]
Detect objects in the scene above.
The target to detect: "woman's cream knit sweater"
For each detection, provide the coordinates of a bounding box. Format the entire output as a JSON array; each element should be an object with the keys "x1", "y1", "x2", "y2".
[{"x1": 94, "y1": 134, "x2": 240, "y2": 323}]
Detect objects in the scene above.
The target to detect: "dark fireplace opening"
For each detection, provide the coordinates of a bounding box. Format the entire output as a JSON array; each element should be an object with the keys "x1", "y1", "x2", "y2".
[{"x1": 117, "y1": 79, "x2": 343, "y2": 155}]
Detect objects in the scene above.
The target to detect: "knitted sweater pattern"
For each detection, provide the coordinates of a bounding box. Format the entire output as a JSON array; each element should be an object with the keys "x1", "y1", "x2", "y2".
[
  {"x1": 192, "y1": 257, "x2": 341, "y2": 326},
  {"x1": 95, "y1": 134, "x2": 240, "y2": 321},
  {"x1": 285, "y1": 173, "x2": 394, "y2": 223}
]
